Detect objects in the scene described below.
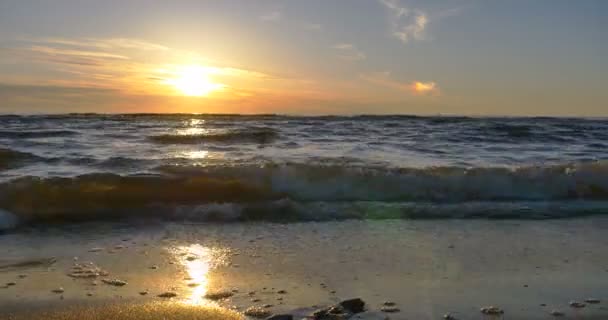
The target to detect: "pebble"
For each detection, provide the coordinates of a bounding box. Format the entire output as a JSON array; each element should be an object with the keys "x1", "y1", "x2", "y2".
[
  {"x1": 444, "y1": 313, "x2": 456, "y2": 320},
  {"x1": 340, "y1": 298, "x2": 366, "y2": 313},
  {"x1": 6, "y1": 282, "x2": 16, "y2": 286},
  {"x1": 585, "y1": 298, "x2": 600, "y2": 304},
  {"x1": 86, "y1": 292, "x2": 93, "y2": 297},
  {"x1": 569, "y1": 301, "x2": 586, "y2": 308},
  {"x1": 101, "y1": 279, "x2": 127, "y2": 286},
  {"x1": 277, "y1": 290, "x2": 287, "y2": 294},
  {"x1": 187, "y1": 283, "x2": 199, "y2": 287},
  {"x1": 382, "y1": 301, "x2": 396, "y2": 307},
  {"x1": 550, "y1": 310, "x2": 565, "y2": 317},
  {"x1": 52, "y1": 287, "x2": 65, "y2": 294},
  {"x1": 480, "y1": 306, "x2": 504, "y2": 315},
  {"x1": 17, "y1": 274, "x2": 27, "y2": 279},
  {"x1": 149, "y1": 265, "x2": 158, "y2": 270},
  {"x1": 251, "y1": 298, "x2": 261, "y2": 302},
  {"x1": 186, "y1": 256, "x2": 197, "y2": 261},
  {"x1": 263, "y1": 304, "x2": 273, "y2": 308},
  {"x1": 244, "y1": 306, "x2": 271, "y2": 318},
  {"x1": 204, "y1": 290, "x2": 234, "y2": 300},
  {"x1": 139, "y1": 291, "x2": 148, "y2": 296},
  {"x1": 266, "y1": 315, "x2": 293, "y2": 320},
  {"x1": 380, "y1": 306, "x2": 400, "y2": 313},
  {"x1": 157, "y1": 291, "x2": 178, "y2": 298}
]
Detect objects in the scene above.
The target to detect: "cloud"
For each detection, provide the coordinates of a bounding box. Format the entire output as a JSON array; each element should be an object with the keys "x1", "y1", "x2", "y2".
[
  {"x1": 259, "y1": 11, "x2": 282, "y2": 22},
  {"x1": 361, "y1": 71, "x2": 438, "y2": 95},
  {"x1": 379, "y1": 0, "x2": 429, "y2": 44},
  {"x1": 332, "y1": 43, "x2": 366, "y2": 61},
  {"x1": 411, "y1": 81, "x2": 437, "y2": 94}
]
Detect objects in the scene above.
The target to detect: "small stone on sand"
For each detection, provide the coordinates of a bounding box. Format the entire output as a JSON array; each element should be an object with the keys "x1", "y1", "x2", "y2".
[
  {"x1": 187, "y1": 283, "x2": 199, "y2": 287},
  {"x1": 569, "y1": 301, "x2": 586, "y2": 308},
  {"x1": 149, "y1": 265, "x2": 158, "y2": 270},
  {"x1": 550, "y1": 310, "x2": 565, "y2": 317},
  {"x1": 86, "y1": 292, "x2": 93, "y2": 297},
  {"x1": 101, "y1": 279, "x2": 127, "y2": 286},
  {"x1": 17, "y1": 274, "x2": 27, "y2": 279},
  {"x1": 204, "y1": 290, "x2": 234, "y2": 300},
  {"x1": 380, "y1": 306, "x2": 400, "y2": 313},
  {"x1": 263, "y1": 304, "x2": 273, "y2": 308},
  {"x1": 340, "y1": 298, "x2": 366, "y2": 313},
  {"x1": 157, "y1": 291, "x2": 178, "y2": 298},
  {"x1": 52, "y1": 287, "x2": 64, "y2": 294},
  {"x1": 480, "y1": 306, "x2": 504, "y2": 315},
  {"x1": 444, "y1": 313, "x2": 456, "y2": 320},
  {"x1": 585, "y1": 298, "x2": 600, "y2": 304},
  {"x1": 277, "y1": 290, "x2": 287, "y2": 294},
  {"x1": 6, "y1": 282, "x2": 16, "y2": 286},
  {"x1": 244, "y1": 306, "x2": 271, "y2": 318},
  {"x1": 382, "y1": 301, "x2": 396, "y2": 307},
  {"x1": 139, "y1": 291, "x2": 148, "y2": 295},
  {"x1": 186, "y1": 256, "x2": 197, "y2": 261}
]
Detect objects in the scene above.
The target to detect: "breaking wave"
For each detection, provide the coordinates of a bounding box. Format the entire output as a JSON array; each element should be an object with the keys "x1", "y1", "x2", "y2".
[
  {"x1": 149, "y1": 128, "x2": 278, "y2": 144},
  {"x1": 1, "y1": 161, "x2": 608, "y2": 229}
]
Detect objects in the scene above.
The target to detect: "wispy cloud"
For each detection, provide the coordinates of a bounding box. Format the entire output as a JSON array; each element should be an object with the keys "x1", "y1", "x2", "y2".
[
  {"x1": 259, "y1": 11, "x2": 282, "y2": 22},
  {"x1": 332, "y1": 43, "x2": 366, "y2": 61},
  {"x1": 379, "y1": 0, "x2": 428, "y2": 44},
  {"x1": 361, "y1": 71, "x2": 439, "y2": 95}
]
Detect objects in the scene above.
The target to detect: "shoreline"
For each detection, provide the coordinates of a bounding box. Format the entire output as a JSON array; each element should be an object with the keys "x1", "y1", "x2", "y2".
[{"x1": 1, "y1": 219, "x2": 608, "y2": 319}]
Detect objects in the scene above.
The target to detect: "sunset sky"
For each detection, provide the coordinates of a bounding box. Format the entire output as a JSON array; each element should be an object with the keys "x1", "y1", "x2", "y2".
[{"x1": 0, "y1": 0, "x2": 606, "y2": 115}]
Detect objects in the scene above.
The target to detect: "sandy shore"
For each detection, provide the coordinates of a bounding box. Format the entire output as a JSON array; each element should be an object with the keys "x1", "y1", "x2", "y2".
[{"x1": 1, "y1": 219, "x2": 608, "y2": 319}]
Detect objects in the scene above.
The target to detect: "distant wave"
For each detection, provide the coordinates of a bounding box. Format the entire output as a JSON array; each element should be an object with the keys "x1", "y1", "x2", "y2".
[
  {"x1": 1, "y1": 161, "x2": 608, "y2": 228},
  {"x1": 0, "y1": 130, "x2": 78, "y2": 139},
  {"x1": 149, "y1": 128, "x2": 279, "y2": 144},
  {"x1": 0, "y1": 148, "x2": 41, "y2": 171}
]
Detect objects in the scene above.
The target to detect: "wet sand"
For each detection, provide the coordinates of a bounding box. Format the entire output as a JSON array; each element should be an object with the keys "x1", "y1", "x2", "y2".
[{"x1": 1, "y1": 219, "x2": 608, "y2": 319}]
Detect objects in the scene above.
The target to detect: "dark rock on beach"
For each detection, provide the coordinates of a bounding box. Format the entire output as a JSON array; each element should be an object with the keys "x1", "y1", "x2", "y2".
[
  {"x1": 340, "y1": 298, "x2": 366, "y2": 313},
  {"x1": 266, "y1": 315, "x2": 293, "y2": 320}
]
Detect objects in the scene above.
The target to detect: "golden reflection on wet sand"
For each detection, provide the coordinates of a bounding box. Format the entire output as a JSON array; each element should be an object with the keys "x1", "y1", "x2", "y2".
[{"x1": 168, "y1": 244, "x2": 230, "y2": 306}]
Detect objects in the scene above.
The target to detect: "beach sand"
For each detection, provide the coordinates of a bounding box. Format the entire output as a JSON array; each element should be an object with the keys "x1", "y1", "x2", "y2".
[{"x1": 1, "y1": 219, "x2": 608, "y2": 319}]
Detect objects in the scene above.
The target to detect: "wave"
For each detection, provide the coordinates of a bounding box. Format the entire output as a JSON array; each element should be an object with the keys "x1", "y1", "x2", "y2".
[
  {"x1": 0, "y1": 130, "x2": 78, "y2": 139},
  {"x1": 149, "y1": 128, "x2": 278, "y2": 144},
  {"x1": 0, "y1": 148, "x2": 41, "y2": 171},
  {"x1": 0, "y1": 161, "x2": 608, "y2": 228}
]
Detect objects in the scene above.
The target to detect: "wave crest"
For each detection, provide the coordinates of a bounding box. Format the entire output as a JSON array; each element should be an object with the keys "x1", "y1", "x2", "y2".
[{"x1": 1, "y1": 161, "x2": 608, "y2": 227}]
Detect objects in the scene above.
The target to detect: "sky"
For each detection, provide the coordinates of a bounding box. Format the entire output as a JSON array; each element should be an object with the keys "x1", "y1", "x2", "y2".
[{"x1": 0, "y1": 0, "x2": 606, "y2": 116}]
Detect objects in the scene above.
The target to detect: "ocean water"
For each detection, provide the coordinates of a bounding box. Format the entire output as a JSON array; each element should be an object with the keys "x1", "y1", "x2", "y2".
[{"x1": 1, "y1": 114, "x2": 608, "y2": 229}]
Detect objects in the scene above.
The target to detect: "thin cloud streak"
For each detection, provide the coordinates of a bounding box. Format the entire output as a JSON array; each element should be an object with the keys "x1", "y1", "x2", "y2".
[{"x1": 332, "y1": 43, "x2": 366, "y2": 61}]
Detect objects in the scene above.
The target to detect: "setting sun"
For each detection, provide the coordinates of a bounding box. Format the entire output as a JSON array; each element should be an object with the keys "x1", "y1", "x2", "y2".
[{"x1": 165, "y1": 65, "x2": 224, "y2": 96}]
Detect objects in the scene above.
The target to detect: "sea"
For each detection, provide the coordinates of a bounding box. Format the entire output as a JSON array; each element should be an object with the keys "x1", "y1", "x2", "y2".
[{"x1": 1, "y1": 114, "x2": 607, "y2": 230}]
